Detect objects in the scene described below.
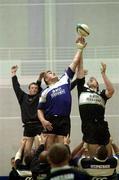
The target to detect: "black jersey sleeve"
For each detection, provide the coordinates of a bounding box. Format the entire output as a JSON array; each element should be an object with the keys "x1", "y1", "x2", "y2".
[
  {"x1": 36, "y1": 80, "x2": 42, "y2": 94},
  {"x1": 100, "y1": 89, "x2": 109, "y2": 102},
  {"x1": 12, "y1": 75, "x2": 25, "y2": 103},
  {"x1": 31, "y1": 144, "x2": 45, "y2": 164},
  {"x1": 30, "y1": 144, "x2": 45, "y2": 171},
  {"x1": 77, "y1": 77, "x2": 85, "y2": 97},
  {"x1": 70, "y1": 79, "x2": 78, "y2": 90}
]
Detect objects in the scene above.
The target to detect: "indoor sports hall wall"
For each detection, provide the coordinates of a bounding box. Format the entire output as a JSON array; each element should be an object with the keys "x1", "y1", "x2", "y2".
[{"x1": 0, "y1": 0, "x2": 119, "y2": 177}]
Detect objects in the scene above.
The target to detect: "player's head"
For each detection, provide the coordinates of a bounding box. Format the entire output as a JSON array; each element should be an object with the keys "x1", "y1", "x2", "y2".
[
  {"x1": 87, "y1": 76, "x2": 99, "y2": 91},
  {"x1": 47, "y1": 143, "x2": 70, "y2": 167},
  {"x1": 28, "y1": 82, "x2": 39, "y2": 95},
  {"x1": 39, "y1": 150, "x2": 48, "y2": 163},
  {"x1": 43, "y1": 70, "x2": 58, "y2": 85},
  {"x1": 96, "y1": 145, "x2": 108, "y2": 160}
]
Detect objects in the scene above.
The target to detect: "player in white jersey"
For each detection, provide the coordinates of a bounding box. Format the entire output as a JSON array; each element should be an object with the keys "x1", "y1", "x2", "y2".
[
  {"x1": 78, "y1": 145, "x2": 118, "y2": 180},
  {"x1": 71, "y1": 37, "x2": 115, "y2": 156}
]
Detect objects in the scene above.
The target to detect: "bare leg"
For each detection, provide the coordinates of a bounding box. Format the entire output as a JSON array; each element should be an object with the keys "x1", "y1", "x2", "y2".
[
  {"x1": 45, "y1": 134, "x2": 56, "y2": 150},
  {"x1": 55, "y1": 135, "x2": 64, "y2": 144},
  {"x1": 24, "y1": 137, "x2": 34, "y2": 156},
  {"x1": 33, "y1": 135, "x2": 41, "y2": 150}
]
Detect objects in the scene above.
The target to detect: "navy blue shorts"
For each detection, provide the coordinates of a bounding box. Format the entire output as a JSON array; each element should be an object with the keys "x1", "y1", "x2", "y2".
[
  {"x1": 43, "y1": 116, "x2": 71, "y2": 136},
  {"x1": 82, "y1": 121, "x2": 110, "y2": 145},
  {"x1": 23, "y1": 122, "x2": 43, "y2": 137}
]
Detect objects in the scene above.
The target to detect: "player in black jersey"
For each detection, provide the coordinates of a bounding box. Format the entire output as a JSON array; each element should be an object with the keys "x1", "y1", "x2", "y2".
[
  {"x1": 11, "y1": 65, "x2": 43, "y2": 155},
  {"x1": 71, "y1": 37, "x2": 115, "y2": 157}
]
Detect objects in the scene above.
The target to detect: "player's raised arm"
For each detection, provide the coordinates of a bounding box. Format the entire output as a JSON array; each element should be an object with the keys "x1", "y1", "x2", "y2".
[{"x1": 101, "y1": 62, "x2": 115, "y2": 98}]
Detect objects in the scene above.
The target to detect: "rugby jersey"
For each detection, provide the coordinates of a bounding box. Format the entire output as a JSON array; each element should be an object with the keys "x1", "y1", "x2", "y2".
[
  {"x1": 37, "y1": 67, "x2": 74, "y2": 117},
  {"x1": 78, "y1": 155, "x2": 118, "y2": 179},
  {"x1": 76, "y1": 78, "x2": 109, "y2": 123},
  {"x1": 12, "y1": 75, "x2": 42, "y2": 124}
]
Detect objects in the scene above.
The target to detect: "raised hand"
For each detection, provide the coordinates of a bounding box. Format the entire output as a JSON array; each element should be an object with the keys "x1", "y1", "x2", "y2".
[
  {"x1": 11, "y1": 65, "x2": 18, "y2": 75},
  {"x1": 38, "y1": 72, "x2": 45, "y2": 81},
  {"x1": 76, "y1": 36, "x2": 87, "y2": 50},
  {"x1": 100, "y1": 62, "x2": 106, "y2": 74}
]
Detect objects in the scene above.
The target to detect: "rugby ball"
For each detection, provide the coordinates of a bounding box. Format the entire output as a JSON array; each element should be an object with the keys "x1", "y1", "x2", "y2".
[{"x1": 76, "y1": 23, "x2": 90, "y2": 37}]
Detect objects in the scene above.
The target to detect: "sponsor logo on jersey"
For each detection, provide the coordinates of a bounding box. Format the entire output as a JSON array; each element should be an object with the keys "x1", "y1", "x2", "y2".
[{"x1": 79, "y1": 92, "x2": 105, "y2": 107}]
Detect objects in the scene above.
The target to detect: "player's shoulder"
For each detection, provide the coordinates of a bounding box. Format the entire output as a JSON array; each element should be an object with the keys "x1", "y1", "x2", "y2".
[{"x1": 41, "y1": 86, "x2": 50, "y2": 95}]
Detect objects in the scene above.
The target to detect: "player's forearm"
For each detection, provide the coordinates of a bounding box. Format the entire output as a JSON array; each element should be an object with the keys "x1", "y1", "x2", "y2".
[
  {"x1": 69, "y1": 49, "x2": 83, "y2": 72},
  {"x1": 77, "y1": 55, "x2": 85, "y2": 79},
  {"x1": 37, "y1": 109, "x2": 46, "y2": 123},
  {"x1": 111, "y1": 143, "x2": 119, "y2": 154},
  {"x1": 71, "y1": 141, "x2": 84, "y2": 158},
  {"x1": 15, "y1": 141, "x2": 26, "y2": 160},
  {"x1": 101, "y1": 72, "x2": 115, "y2": 97}
]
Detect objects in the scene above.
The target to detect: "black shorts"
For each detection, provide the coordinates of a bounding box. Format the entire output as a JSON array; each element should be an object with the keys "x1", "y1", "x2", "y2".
[
  {"x1": 23, "y1": 122, "x2": 43, "y2": 137},
  {"x1": 82, "y1": 121, "x2": 110, "y2": 145},
  {"x1": 43, "y1": 116, "x2": 71, "y2": 136}
]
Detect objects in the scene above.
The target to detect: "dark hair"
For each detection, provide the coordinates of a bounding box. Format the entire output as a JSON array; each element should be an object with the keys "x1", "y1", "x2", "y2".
[
  {"x1": 96, "y1": 145, "x2": 108, "y2": 160},
  {"x1": 28, "y1": 82, "x2": 38, "y2": 89},
  {"x1": 48, "y1": 143, "x2": 70, "y2": 165}
]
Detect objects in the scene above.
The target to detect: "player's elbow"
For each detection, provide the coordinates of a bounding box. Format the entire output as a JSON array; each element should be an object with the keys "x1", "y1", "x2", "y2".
[{"x1": 108, "y1": 87, "x2": 115, "y2": 98}]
